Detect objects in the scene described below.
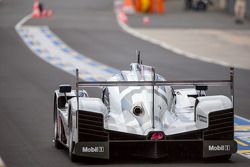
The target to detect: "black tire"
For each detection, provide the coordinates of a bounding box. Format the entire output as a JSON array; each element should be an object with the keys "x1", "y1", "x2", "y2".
[{"x1": 54, "y1": 96, "x2": 64, "y2": 149}]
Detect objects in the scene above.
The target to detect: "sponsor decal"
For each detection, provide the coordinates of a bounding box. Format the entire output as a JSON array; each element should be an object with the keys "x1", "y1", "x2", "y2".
[
  {"x1": 82, "y1": 146, "x2": 104, "y2": 153},
  {"x1": 76, "y1": 142, "x2": 109, "y2": 159},
  {"x1": 203, "y1": 141, "x2": 237, "y2": 157},
  {"x1": 208, "y1": 145, "x2": 230, "y2": 151},
  {"x1": 197, "y1": 114, "x2": 207, "y2": 123}
]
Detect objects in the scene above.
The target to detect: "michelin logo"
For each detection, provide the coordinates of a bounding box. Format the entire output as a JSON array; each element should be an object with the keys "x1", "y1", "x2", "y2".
[
  {"x1": 209, "y1": 145, "x2": 230, "y2": 151},
  {"x1": 82, "y1": 146, "x2": 104, "y2": 153}
]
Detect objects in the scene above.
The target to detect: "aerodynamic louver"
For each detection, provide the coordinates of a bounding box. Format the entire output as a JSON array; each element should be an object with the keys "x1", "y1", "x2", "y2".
[
  {"x1": 78, "y1": 111, "x2": 109, "y2": 142},
  {"x1": 204, "y1": 109, "x2": 234, "y2": 140}
]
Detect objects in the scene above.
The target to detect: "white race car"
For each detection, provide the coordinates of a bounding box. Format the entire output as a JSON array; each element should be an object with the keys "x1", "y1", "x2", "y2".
[{"x1": 53, "y1": 56, "x2": 236, "y2": 161}]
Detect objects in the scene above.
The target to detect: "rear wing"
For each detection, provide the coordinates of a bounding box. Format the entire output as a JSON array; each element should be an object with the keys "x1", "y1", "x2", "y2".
[{"x1": 75, "y1": 67, "x2": 234, "y2": 128}]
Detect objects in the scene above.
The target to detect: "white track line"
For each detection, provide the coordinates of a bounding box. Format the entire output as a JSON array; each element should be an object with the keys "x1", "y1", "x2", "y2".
[
  {"x1": 17, "y1": 26, "x2": 117, "y2": 80},
  {"x1": 114, "y1": 1, "x2": 232, "y2": 68},
  {"x1": 15, "y1": 14, "x2": 32, "y2": 30},
  {"x1": 15, "y1": 14, "x2": 118, "y2": 81},
  {"x1": 235, "y1": 115, "x2": 250, "y2": 123}
]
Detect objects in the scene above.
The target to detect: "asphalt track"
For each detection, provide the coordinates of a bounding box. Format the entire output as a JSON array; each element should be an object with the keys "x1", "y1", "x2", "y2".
[{"x1": 0, "y1": 0, "x2": 250, "y2": 166}]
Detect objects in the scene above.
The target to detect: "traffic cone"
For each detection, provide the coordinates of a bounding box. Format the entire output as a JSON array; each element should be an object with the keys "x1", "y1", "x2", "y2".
[
  {"x1": 143, "y1": 16, "x2": 150, "y2": 25},
  {"x1": 119, "y1": 11, "x2": 128, "y2": 24},
  {"x1": 123, "y1": 0, "x2": 135, "y2": 14},
  {"x1": 32, "y1": 0, "x2": 40, "y2": 18},
  {"x1": 41, "y1": 9, "x2": 53, "y2": 17},
  {"x1": 41, "y1": 9, "x2": 47, "y2": 17},
  {"x1": 46, "y1": 9, "x2": 53, "y2": 17}
]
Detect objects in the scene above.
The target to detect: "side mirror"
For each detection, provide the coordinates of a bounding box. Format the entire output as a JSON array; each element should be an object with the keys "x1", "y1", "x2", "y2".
[
  {"x1": 195, "y1": 85, "x2": 208, "y2": 91},
  {"x1": 59, "y1": 84, "x2": 72, "y2": 93}
]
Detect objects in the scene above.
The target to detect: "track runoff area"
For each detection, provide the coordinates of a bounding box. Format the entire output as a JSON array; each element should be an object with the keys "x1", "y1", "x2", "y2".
[{"x1": 15, "y1": 5, "x2": 250, "y2": 160}]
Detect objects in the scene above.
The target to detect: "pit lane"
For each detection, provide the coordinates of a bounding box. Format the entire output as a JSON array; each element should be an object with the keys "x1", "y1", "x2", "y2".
[{"x1": 0, "y1": 0, "x2": 250, "y2": 166}]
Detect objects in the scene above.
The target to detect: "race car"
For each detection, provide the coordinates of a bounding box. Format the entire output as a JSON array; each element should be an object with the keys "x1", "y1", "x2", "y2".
[{"x1": 53, "y1": 56, "x2": 237, "y2": 161}]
